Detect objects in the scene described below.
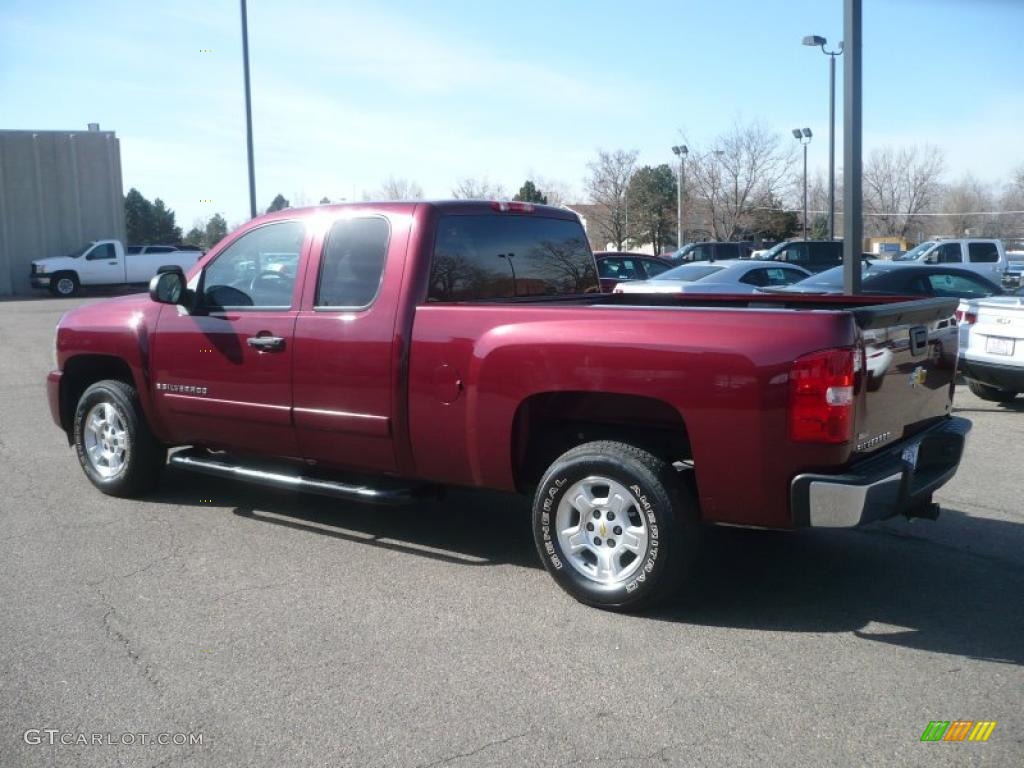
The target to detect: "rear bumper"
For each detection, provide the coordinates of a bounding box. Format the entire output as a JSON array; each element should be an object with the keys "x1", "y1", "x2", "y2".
[
  {"x1": 959, "y1": 355, "x2": 1024, "y2": 391},
  {"x1": 46, "y1": 370, "x2": 63, "y2": 430},
  {"x1": 790, "y1": 417, "x2": 971, "y2": 528},
  {"x1": 31, "y1": 276, "x2": 51, "y2": 289}
]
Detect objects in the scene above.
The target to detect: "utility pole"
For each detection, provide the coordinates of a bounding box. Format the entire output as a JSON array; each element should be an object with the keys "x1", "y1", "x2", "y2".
[
  {"x1": 793, "y1": 129, "x2": 812, "y2": 239},
  {"x1": 843, "y1": 0, "x2": 862, "y2": 294},
  {"x1": 240, "y1": 0, "x2": 257, "y2": 219},
  {"x1": 672, "y1": 145, "x2": 688, "y2": 249}
]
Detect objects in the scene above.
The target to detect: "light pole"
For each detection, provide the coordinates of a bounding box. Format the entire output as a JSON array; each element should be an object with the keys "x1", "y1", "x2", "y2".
[
  {"x1": 803, "y1": 34, "x2": 843, "y2": 240},
  {"x1": 792, "y1": 128, "x2": 812, "y2": 240},
  {"x1": 240, "y1": 0, "x2": 257, "y2": 219},
  {"x1": 671, "y1": 145, "x2": 688, "y2": 249}
]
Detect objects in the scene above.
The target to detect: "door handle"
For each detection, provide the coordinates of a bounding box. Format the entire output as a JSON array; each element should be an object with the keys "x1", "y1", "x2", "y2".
[{"x1": 247, "y1": 335, "x2": 285, "y2": 351}]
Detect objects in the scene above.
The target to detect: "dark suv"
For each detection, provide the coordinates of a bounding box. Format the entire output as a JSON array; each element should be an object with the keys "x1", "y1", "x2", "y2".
[
  {"x1": 759, "y1": 240, "x2": 845, "y2": 273},
  {"x1": 670, "y1": 242, "x2": 756, "y2": 262}
]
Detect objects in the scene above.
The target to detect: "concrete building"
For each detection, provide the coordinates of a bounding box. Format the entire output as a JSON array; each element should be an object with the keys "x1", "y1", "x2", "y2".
[{"x1": 0, "y1": 125, "x2": 126, "y2": 296}]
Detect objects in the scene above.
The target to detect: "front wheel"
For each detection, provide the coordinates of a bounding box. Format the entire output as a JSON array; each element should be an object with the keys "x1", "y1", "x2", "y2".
[
  {"x1": 73, "y1": 379, "x2": 166, "y2": 497},
  {"x1": 967, "y1": 380, "x2": 1018, "y2": 402},
  {"x1": 532, "y1": 441, "x2": 698, "y2": 611},
  {"x1": 50, "y1": 272, "x2": 80, "y2": 297}
]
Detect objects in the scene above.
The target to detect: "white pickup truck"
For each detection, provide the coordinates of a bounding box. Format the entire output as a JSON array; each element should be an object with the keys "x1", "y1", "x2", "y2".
[
  {"x1": 892, "y1": 238, "x2": 1009, "y2": 283},
  {"x1": 30, "y1": 240, "x2": 203, "y2": 296}
]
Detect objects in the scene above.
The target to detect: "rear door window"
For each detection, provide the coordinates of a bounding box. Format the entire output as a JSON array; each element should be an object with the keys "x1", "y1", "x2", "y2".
[
  {"x1": 927, "y1": 273, "x2": 994, "y2": 298},
  {"x1": 316, "y1": 217, "x2": 390, "y2": 308},
  {"x1": 781, "y1": 243, "x2": 810, "y2": 264},
  {"x1": 642, "y1": 260, "x2": 671, "y2": 278},
  {"x1": 739, "y1": 268, "x2": 768, "y2": 287},
  {"x1": 428, "y1": 215, "x2": 597, "y2": 300},
  {"x1": 717, "y1": 244, "x2": 739, "y2": 259},
  {"x1": 967, "y1": 242, "x2": 999, "y2": 263}
]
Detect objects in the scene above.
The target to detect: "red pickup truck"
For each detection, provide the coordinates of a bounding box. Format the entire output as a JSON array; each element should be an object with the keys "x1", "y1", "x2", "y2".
[{"x1": 47, "y1": 201, "x2": 970, "y2": 611}]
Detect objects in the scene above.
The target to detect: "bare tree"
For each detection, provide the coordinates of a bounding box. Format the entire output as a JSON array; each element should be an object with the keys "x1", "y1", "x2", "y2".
[
  {"x1": 1001, "y1": 165, "x2": 1024, "y2": 243},
  {"x1": 369, "y1": 176, "x2": 424, "y2": 201},
  {"x1": 451, "y1": 176, "x2": 507, "y2": 200},
  {"x1": 584, "y1": 149, "x2": 639, "y2": 250},
  {"x1": 531, "y1": 175, "x2": 575, "y2": 207},
  {"x1": 862, "y1": 145, "x2": 944, "y2": 237},
  {"x1": 942, "y1": 175, "x2": 999, "y2": 237},
  {"x1": 686, "y1": 122, "x2": 796, "y2": 240}
]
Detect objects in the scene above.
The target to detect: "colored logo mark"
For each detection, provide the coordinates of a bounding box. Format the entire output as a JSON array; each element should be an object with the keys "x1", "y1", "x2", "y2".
[{"x1": 920, "y1": 721, "x2": 996, "y2": 742}]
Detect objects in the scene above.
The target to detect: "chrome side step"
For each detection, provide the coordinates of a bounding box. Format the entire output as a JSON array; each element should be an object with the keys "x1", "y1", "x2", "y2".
[{"x1": 168, "y1": 449, "x2": 438, "y2": 506}]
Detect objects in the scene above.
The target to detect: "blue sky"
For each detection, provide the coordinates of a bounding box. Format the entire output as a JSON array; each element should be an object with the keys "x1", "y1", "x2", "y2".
[{"x1": 2, "y1": 0, "x2": 1022, "y2": 230}]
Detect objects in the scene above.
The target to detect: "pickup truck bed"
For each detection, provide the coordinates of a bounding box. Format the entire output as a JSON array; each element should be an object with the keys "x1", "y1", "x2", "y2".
[{"x1": 47, "y1": 201, "x2": 971, "y2": 610}]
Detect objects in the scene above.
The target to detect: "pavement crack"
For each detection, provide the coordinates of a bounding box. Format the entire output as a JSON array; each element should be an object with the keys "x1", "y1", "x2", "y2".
[
  {"x1": 98, "y1": 587, "x2": 161, "y2": 692},
  {"x1": 416, "y1": 730, "x2": 531, "y2": 768}
]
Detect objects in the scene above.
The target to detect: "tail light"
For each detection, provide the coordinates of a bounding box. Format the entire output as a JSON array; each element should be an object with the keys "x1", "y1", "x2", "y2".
[
  {"x1": 954, "y1": 309, "x2": 977, "y2": 324},
  {"x1": 789, "y1": 347, "x2": 856, "y2": 444},
  {"x1": 491, "y1": 201, "x2": 535, "y2": 213}
]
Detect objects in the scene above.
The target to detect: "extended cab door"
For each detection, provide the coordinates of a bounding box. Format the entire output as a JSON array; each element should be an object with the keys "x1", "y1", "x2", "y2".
[
  {"x1": 291, "y1": 213, "x2": 406, "y2": 472},
  {"x1": 150, "y1": 220, "x2": 308, "y2": 457},
  {"x1": 966, "y1": 241, "x2": 1004, "y2": 280},
  {"x1": 78, "y1": 242, "x2": 125, "y2": 285}
]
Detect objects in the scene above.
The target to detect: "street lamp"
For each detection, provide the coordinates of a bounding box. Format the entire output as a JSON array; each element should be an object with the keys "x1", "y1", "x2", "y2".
[
  {"x1": 803, "y1": 34, "x2": 844, "y2": 240},
  {"x1": 671, "y1": 145, "x2": 688, "y2": 249},
  {"x1": 792, "y1": 128, "x2": 812, "y2": 240},
  {"x1": 498, "y1": 252, "x2": 517, "y2": 296},
  {"x1": 240, "y1": 0, "x2": 257, "y2": 219}
]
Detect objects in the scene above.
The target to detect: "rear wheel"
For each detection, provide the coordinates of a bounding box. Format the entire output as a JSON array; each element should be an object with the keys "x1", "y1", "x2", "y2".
[
  {"x1": 532, "y1": 440, "x2": 698, "y2": 611},
  {"x1": 967, "y1": 380, "x2": 1018, "y2": 402},
  {"x1": 73, "y1": 379, "x2": 166, "y2": 496},
  {"x1": 50, "y1": 272, "x2": 80, "y2": 297}
]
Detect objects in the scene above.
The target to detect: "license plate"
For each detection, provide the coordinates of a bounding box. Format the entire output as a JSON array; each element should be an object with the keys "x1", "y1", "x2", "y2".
[
  {"x1": 985, "y1": 336, "x2": 1014, "y2": 356},
  {"x1": 902, "y1": 443, "x2": 920, "y2": 469}
]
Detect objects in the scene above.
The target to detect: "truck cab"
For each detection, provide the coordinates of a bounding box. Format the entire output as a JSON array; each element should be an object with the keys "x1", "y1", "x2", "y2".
[{"x1": 894, "y1": 238, "x2": 1008, "y2": 283}]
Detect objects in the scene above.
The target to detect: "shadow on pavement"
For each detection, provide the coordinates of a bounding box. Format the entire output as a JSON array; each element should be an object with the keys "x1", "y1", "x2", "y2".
[
  {"x1": 148, "y1": 469, "x2": 1023, "y2": 664},
  {"x1": 655, "y1": 509, "x2": 1024, "y2": 665}
]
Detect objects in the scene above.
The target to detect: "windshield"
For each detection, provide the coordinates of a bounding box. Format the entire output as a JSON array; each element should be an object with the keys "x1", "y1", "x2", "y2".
[
  {"x1": 653, "y1": 264, "x2": 725, "y2": 282},
  {"x1": 759, "y1": 241, "x2": 789, "y2": 260},
  {"x1": 893, "y1": 241, "x2": 935, "y2": 261},
  {"x1": 66, "y1": 242, "x2": 95, "y2": 258}
]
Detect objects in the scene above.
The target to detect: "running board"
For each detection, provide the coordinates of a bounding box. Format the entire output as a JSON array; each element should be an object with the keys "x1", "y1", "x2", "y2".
[{"x1": 168, "y1": 449, "x2": 438, "y2": 506}]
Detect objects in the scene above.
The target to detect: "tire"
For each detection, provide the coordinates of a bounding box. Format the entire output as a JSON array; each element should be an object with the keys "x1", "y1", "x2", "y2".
[
  {"x1": 532, "y1": 440, "x2": 698, "y2": 612},
  {"x1": 73, "y1": 379, "x2": 166, "y2": 497},
  {"x1": 967, "y1": 379, "x2": 1018, "y2": 402},
  {"x1": 50, "y1": 272, "x2": 80, "y2": 297}
]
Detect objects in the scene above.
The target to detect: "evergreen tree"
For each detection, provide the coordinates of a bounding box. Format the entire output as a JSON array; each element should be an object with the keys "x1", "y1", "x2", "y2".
[{"x1": 513, "y1": 180, "x2": 548, "y2": 204}]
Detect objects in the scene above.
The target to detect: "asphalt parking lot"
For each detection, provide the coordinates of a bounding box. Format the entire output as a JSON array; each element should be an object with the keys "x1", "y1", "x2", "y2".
[{"x1": 1, "y1": 295, "x2": 1022, "y2": 768}]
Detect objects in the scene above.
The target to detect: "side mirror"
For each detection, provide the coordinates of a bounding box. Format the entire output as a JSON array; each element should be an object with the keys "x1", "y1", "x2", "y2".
[{"x1": 149, "y1": 266, "x2": 188, "y2": 306}]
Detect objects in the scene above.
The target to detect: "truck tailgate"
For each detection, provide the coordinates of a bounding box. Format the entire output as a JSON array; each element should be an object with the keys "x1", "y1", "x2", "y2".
[{"x1": 852, "y1": 298, "x2": 960, "y2": 456}]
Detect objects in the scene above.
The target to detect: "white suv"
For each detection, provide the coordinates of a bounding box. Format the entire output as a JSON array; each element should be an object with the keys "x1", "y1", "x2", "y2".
[
  {"x1": 957, "y1": 295, "x2": 1024, "y2": 402},
  {"x1": 895, "y1": 238, "x2": 1008, "y2": 283}
]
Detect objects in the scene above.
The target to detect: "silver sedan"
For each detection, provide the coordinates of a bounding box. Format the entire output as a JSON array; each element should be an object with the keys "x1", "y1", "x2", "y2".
[{"x1": 612, "y1": 259, "x2": 811, "y2": 294}]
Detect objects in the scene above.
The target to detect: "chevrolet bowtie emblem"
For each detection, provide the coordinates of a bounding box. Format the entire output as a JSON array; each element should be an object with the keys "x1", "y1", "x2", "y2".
[{"x1": 909, "y1": 366, "x2": 926, "y2": 388}]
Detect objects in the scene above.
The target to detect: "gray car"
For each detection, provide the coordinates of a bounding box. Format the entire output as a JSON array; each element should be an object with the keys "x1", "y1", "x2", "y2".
[{"x1": 613, "y1": 259, "x2": 812, "y2": 295}]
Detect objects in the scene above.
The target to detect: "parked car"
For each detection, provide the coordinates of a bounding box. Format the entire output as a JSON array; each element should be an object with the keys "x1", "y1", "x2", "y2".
[
  {"x1": 1001, "y1": 250, "x2": 1024, "y2": 290},
  {"x1": 594, "y1": 252, "x2": 672, "y2": 292},
  {"x1": 47, "y1": 200, "x2": 970, "y2": 611},
  {"x1": 31, "y1": 239, "x2": 203, "y2": 297},
  {"x1": 613, "y1": 259, "x2": 811, "y2": 295},
  {"x1": 126, "y1": 244, "x2": 202, "y2": 256},
  {"x1": 758, "y1": 240, "x2": 846, "y2": 273},
  {"x1": 667, "y1": 241, "x2": 756, "y2": 262},
  {"x1": 957, "y1": 295, "x2": 1024, "y2": 402},
  {"x1": 892, "y1": 238, "x2": 1009, "y2": 284},
  {"x1": 770, "y1": 262, "x2": 1005, "y2": 299}
]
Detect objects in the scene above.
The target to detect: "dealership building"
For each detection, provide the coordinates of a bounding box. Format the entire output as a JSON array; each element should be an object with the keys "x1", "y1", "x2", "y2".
[{"x1": 0, "y1": 125, "x2": 126, "y2": 296}]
